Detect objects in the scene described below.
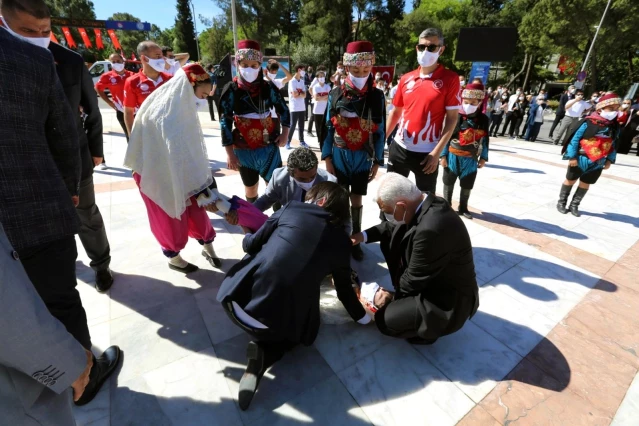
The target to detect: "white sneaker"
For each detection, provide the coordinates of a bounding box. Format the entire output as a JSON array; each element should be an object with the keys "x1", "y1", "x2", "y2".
[{"x1": 98, "y1": 163, "x2": 108, "y2": 170}]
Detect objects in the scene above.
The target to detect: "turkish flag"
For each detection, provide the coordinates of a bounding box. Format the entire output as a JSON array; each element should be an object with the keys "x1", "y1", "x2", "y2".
[
  {"x1": 107, "y1": 29, "x2": 121, "y2": 50},
  {"x1": 49, "y1": 32, "x2": 59, "y2": 44},
  {"x1": 78, "y1": 28, "x2": 92, "y2": 49},
  {"x1": 93, "y1": 29, "x2": 104, "y2": 49},
  {"x1": 372, "y1": 66, "x2": 395, "y2": 83},
  {"x1": 61, "y1": 27, "x2": 76, "y2": 49}
]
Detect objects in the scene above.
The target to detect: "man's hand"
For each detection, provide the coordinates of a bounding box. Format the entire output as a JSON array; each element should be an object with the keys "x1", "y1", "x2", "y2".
[
  {"x1": 569, "y1": 158, "x2": 578, "y2": 167},
  {"x1": 325, "y1": 159, "x2": 336, "y2": 176},
  {"x1": 204, "y1": 203, "x2": 219, "y2": 213},
  {"x1": 420, "y1": 152, "x2": 440, "y2": 174},
  {"x1": 71, "y1": 349, "x2": 93, "y2": 402},
  {"x1": 368, "y1": 163, "x2": 379, "y2": 182},
  {"x1": 227, "y1": 152, "x2": 240, "y2": 170},
  {"x1": 604, "y1": 160, "x2": 612, "y2": 170},
  {"x1": 225, "y1": 209, "x2": 239, "y2": 226},
  {"x1": 276, "y1": 134, "x2": 288, "y2": 147},
  {"x1": 240, "y1": 225, "x2": 252, "y2": 234},
  {"x1": 72, "y1": 196, "x2": 80, "y2": 207},
  {"x1": 478, "y1": 158, "x2": 486, "y2": 168},
  {"x1": 351, "y1": 232, "x2": 364, "y2": 246},
  {"x1": 439, "y1": 157, "x2": 448, "y2": 168},
  {"x1": 93, "y1": 157, "x2": 103, "y2": 167}
]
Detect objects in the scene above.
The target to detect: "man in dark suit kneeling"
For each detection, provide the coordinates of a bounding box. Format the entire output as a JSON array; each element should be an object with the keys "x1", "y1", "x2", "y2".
[
  {"x1": 217, "y1": 182, "x2": 370, "y2": 411},
  {"x1": 351, "y1": 172, "x2": 479, "y2": 345}
]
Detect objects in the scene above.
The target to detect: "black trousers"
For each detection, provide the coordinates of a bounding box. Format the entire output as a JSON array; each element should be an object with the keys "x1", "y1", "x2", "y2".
[
  {"x1": 206, "y1": 96, "x2": 216, "y2": 121},
  {"x1": 18, "y1": 237, "x2": 92, "y2": 349},
  {"x1": 509, "y1": 115, "x2": 523, "y2": 137},
  {"x1": 314, "y1": 113, "x2": 327, "y2": 151},
  {"x1": 387, "y1": 142, "x2": 439, "y2": 193},
  {"x1": 443, "y1": 166, "x2": 477, "y2": 189},
  {"x1": 548, "y1": 113, "x2": 564, "y2": 136},
  {"x1": 116, "y1": 110, "x2": 129, "y2": 142},
  {"x1": 500, "y1": 112, "x2": 515, "y2": 135},
  {"x1": 77, "y1": 176, "x2": 111, "y2": 271},
  {"x1": 376, "y1": 296, "x2": 422, "y2": 339},
  {"x1": 307, "y1": 105, "x2": 315, "y2": 133},
  {"x1": 489, "y1": 114, "x2": 503, "y2": 135},
  {"x1": 288, "y1": 111, "x2": 306, "y2": 144}
]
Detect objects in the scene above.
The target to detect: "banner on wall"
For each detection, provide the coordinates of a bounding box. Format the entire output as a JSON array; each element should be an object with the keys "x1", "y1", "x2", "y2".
[
  {"x1": 106, "y1": 29, "x2": 121, "y2": 50},
  {"x1": 93, "y1": 29, "x2": 104, "y2": 49},
  {"x1": 61, "y1": 27, "x2": 76, "y2": 48},
  {"x1": 77, "y1": 28, "x2": 92, "y2": 48},
  {"x1": 469, "y1": 62, "x2": 491, "y2": 85}
]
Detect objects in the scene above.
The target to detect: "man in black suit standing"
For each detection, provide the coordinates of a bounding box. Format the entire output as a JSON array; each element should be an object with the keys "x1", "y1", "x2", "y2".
[
  {"x1": 47, "y1": 12, "x2": 114, "y2": 292},
  {"x1": 0, "y1": 0, "x2": 120, "y2": 407},
  {"x1": 351, "y1": 172, "x2": 479, "y2": 344}
]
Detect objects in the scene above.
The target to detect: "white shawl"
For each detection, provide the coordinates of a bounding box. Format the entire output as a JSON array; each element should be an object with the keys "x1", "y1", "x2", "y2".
[{"x1": 124, "y1": 68, "x2": 213, "y2": 219}]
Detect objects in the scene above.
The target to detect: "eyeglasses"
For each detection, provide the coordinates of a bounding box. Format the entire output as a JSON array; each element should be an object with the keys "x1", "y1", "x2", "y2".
[{"x1": 416, "y1": 43, "x2": 441, "y2": 53}]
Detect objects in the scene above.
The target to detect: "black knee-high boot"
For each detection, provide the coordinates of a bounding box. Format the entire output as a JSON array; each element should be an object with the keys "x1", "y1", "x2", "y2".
[
  {"x1": 443, "y1": 184, "x2": 454, "y2": 206},
  {"x1": 458, "y1": 189, "x2": 472, "y2": 219},
  {"x1": 556, "y1": 184, "x2": 572, "y2": 214},
  {"x1": 569, "y1": 187, "x2": 588, "y2": 217},
  {"x1": 351, "y1": 206, "x2": 364, "y2": 261}
]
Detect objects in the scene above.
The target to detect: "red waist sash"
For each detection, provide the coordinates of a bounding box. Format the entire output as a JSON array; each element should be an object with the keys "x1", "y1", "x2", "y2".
[
  {"x1": 331, "y1": 115, "x2": 378, "y2": 151},
  {"x1": 234, "y1": 116, "x2": 275, "y2": 149},
  {"x1": 579, "y1": 136, "x2": 613, "y2": 162},
  {"x1": 449, "y1": 128, "x2": 486, "y2": 157}
]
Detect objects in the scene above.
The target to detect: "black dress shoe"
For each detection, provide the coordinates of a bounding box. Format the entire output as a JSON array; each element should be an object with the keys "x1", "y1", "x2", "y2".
[
  {"x1": 239, "y1": 342, "x2": 267, "y2": 411},
  {"x1": 202, "y1": 250, "x2": 222, "y2": 268},
  {"x1": 75, "y1": 346, "x2": 121, "y2": 406},
  {"x1": 168, "y1": 262, "x2": 199, "y2": 273},
  {"x1": 407, "y1": 336, "x2": 438, "y2": 345},
  {"x1": 95, "y1": 269, "x2": 114, "y2": 293}
]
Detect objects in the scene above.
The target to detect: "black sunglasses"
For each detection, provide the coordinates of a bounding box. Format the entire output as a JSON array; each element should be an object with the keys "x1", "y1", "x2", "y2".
[{"x1": 416, "y1": 43, "x2": 441, "y2": 53}]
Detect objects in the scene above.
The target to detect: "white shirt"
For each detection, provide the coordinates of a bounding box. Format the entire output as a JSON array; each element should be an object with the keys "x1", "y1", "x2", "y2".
[
  {"x1": 312, "y1": 84, "x2": 330, "y2": 115},
  {"x1": 535, "y1": 105, "x2": 544, "y2": 123},
  {"x1": 267, "y1": 77, "x2": 286, "y2": 118},
  {"x1": 165, "y1": 61, "x2": 182, "y2": 76},
  {"x1": 508, "y1": 93, "x2": 520, "y2": 111},
  {"x1": 288, "y1": 77, "x2": 306, "y2": 112},
  {"x1": 565, "y1": 100, "x2": 590, "y2": 118}
]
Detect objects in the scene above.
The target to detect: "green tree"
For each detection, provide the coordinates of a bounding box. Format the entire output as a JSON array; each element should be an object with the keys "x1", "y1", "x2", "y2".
[
  {"x1": 46, "y1": 0, "x2": 100, "y2": 60},
  {"x1": 199, "y1": 17, "x2": 234, "y2": 64},
  {"x1": 290, "y1": 42, "x2": 329, "y2": 68},
  {"x1": 359, "y1": 0, "x2": 405, "y2": 65},
  {"x1": 299, "y1": 0, "x2": 352, "y2": 65},
  {"x1": 174, "y1": 0, "x2": 198, "y2": 59}
]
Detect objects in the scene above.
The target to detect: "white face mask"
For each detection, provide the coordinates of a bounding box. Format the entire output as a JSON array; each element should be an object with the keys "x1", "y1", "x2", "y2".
[
  {"x1": 146, "y1": 57, "x2": 167, "y2": 73},
  {"x1": 294, "y1": 176, "x2": 316, "y2": 191},
  {"x1": 516, "y1": 90, "x2": 521, "y2": 95},
  {"x1": 340, "y1": 78, "x2": 345, "y2": 85},
  {"x1": 1, "y1": 17, "x2": 50, "y2": 49},
  {"x1": 239, "y1": 66, "x2": 260, "y2": 83},
  {"x1": 462, "y1": 103, "x2": 479, "y2": 115},
  {"x1": 518, "y1": 96, "x2": 524, "y2": 101},
  {"x1": 337, "y1": 67, "x2": 344, "y2": 72},
  {"x1": 193, "y1": 93, "x2": 202, "y2": 104},
  {"x1": 600, "y1": 110, "x2": 618, "y2": 120},
  {"x1": 417, "y1": 49, "x2": 439, "y2": 67},
  {"x1": 383, "y1": 205, "x2": 406, "y2": 226},
  {"x1": 349, "y1": 73, "x2": 369, "y2": 90},
  {"x1": 502, "y1": 95, "x2": 508, "y2": 100},
  {"x1": 268, "y1": 72, "x2": 278, "y2": 80},
  {"x1": 299, "y1": 70, "x2": 306, "y2": 77},
  {"x1": 166, "y1": 58, "x2": 176, "y2": 66},
  {"x1": 621, "y1": 104, "x2": 630, "y2": 109},
  {"x1": 460, "y1": 80, "x2": 465, "y2": 86},
  {"x1": 318, "y1": 77, "x2": 325, "y2": 84},
  {"x1": 112, "y1": 63, "x2": 125, "y2": 73}
]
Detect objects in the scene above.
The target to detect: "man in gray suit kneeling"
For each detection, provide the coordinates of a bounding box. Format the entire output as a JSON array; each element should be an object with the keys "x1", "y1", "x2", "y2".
[{"x1": 0, "y1": 222, "x2": 93, "y2": 425}]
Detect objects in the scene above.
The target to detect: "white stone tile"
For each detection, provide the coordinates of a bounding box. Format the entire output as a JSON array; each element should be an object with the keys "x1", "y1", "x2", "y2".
[
  {"x1": 194, "y1": 287, "x2": 244, "y2": 344},
  {"x1": 338, "y1": 341, "x2": 475, "y2": 426},
  {"x1": 472, "y1": 287, "x2": 556, "y2": 357},
  {"x1": 143, "y1": 347, "x2": 243, "y2": 425},
  {"x1": 470, "y1": 230, "x2": 537, "y2": 285},
  {"x1": 611, "y1": 372, "x2": 639, "y2": 426},
  {"x1": 414, "y1": 320, "x2": 522, "y2": 403},
  {"x1": 110, "y1": 295, "x2": 212, "y2": 382},
  {"x1": 111, "y1": 376, "x2": 172, "y2": 425},
  {"x1": 251, "y1": 376, "x2": 372, "y2": 426},
  {"x1": 557, "y1": 234, "x2": 628, "y2": 262}
]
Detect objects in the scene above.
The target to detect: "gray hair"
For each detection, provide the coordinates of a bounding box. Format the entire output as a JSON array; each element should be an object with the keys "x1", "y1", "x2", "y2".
[
  {"x1": 137, "y1": 41, "x2": 160, "y2": 57},
  {"x1": 419, "y1": 28, "x2": 444, "y2": 45},
  {"x1": 376, "y1": 173, "x2": 423, "y2": 206}
]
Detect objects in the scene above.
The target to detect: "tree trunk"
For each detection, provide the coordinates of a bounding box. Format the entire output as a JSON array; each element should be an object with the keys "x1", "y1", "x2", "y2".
[
  {"x1": 505, "y1": 53, "x2": 528, "y2": 89},
  {"x1": 628, "y1": 50, "x2": 634, "y2": 83},
  {"x1": 354, "y1": 10, "x2": 361, "y2": 41},
  {"x1": 522, "y1": 54, "x2": 534, "y2": 92},
  {"x1": 591, "y1": 48, "x2": 598, "y2": 92}
]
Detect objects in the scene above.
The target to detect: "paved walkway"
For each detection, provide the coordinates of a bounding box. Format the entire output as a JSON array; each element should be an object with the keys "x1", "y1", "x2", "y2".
[{"x1": 73, "y1": 107, "x2": 639, "y2": 425}]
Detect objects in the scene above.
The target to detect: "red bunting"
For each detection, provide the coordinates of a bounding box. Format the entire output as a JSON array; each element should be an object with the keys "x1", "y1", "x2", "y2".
[
  {"x1": 107, "y1": 29, "x2": 121, "y2": 50},
  {"x1": 78, "y1": 28, "x2": 92, "y2": 48},
  {"x1": 49, "y1": 32, "x2": 59, "y2": 44},
  {"x1": 93, "y1": 29, "x2": 104, "y2": 50},
  {"x1": 61, "y1": 27, "x2": 76, "y2": 49}
]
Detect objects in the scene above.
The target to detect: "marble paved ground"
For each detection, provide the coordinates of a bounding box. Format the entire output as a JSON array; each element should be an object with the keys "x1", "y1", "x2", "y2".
[{"x1": 72, "y1": 107, "x2": 639, "y2": 425}]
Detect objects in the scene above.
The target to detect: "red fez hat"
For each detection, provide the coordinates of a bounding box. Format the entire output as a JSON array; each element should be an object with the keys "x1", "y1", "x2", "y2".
[
  {"x1": 343, "y1": 41, "x2": 375, "y2": 66},
  {"x1": 237, "y1": 39, "x2": 260, "y2": 51},
  {"x1": 182, "y1": 63, "x2": 210, "y2": 86},
  {"x1": 462, "y1": 82, "x2": 485, "y2": 100},
  {"x1": 236, "y1": 39, "x2": 263, "y2": 64},
  {"x1": 596, "y1": 92, "x2": 621, "y2": 110}
]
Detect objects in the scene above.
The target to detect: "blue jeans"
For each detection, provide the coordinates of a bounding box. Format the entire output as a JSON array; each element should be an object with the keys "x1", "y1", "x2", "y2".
[{"x1": 524, "y1": 122, "x2": 543, "y2": 142}]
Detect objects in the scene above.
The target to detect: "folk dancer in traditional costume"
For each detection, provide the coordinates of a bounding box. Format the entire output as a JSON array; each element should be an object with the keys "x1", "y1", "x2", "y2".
[
  {"x1": 124, "y1": 64, "x2": 222, "y2": 273},
  {"x1": 219, "y1": 40, "x2": 291, "y2": 203},
  {"x1": 323, "y1": 41, "x2": 386, "y2": 260},
  {"x1": 439, "y1": 82, "x2": 489, "y2": 219},
  {"x1": 557, "y1": 92, "x2": 621, "y2": 217}
]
